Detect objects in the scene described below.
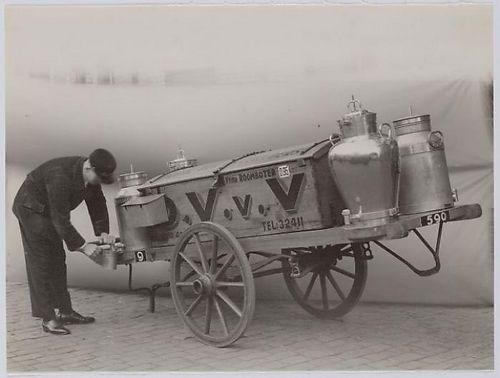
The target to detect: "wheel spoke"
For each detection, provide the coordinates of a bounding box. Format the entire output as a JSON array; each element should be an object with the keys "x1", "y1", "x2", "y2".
[
  {"x1": 340, "y1": 245, "x2": 354, "y2": 257},
  {"x1": 181, "y1": 269, "x2": 197, "y2": 282},
  {"x1": 320, "y1": 273, "x2": 329, "y2": 311},
  {"x1": 340, "y1": 245, "x2": 353, "y2": 253},
  {"x1": 215, "y1": 281, "x2": 244, "y2": 288},
  {"x1": 184, "y1": 294, "x2": 203, "y2": 316},
  {"x1": 214, "y1": 254, "x2": 235, "y2": 280},
  {"x1": 194, "y1": 233, "x2": 209, "y2": 273},
  {"x1": 329, "y1": 265, "x2": 356, "y2": 279},
  {"x1": 179, "y1": 252, "x2": 204, "y2": 276},
  {"x1": 204, "y1": 296, "x2": 213, "y2": 335},
  {"x1": 326, "y1": 271, "x2": 346, "y2": 301},
  {"x1": 213, "y1": 297, "x2": 229, "y2": 336},
  {"x1": 210, "y1": 235, "x2": 219, "y2": 274},
  {"x1": 216, "y1": 289, "x2": 243, "y2": 317},
  {"x1": 303, "y1": 272, "x2": 318, "y2": 301}
]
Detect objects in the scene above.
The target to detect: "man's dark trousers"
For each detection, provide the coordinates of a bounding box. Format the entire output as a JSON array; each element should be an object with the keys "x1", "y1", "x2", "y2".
[
  {"x1": 18, "y1": 219, "x2": 72, "y2": 320},
  {"x1": 13, "y1": 185, "x2": 72, "y2": 321}
]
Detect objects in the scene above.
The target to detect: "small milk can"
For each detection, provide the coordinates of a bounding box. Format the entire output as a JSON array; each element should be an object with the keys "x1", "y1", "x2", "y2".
[
  {"x1": 100, "y1": 244, "x2": 118, "y2": 270},
  {"x1": 393, "y1": 113, "x2": 457, "y2": 214},
  {"x1": 328, "y1": 98, "x2": 400, "y2": 227}
]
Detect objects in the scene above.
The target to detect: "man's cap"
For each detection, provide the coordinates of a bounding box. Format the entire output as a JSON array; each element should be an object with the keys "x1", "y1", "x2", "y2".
[{"x1": 89, "y1": 148, "x2": 117, "y2": 184}]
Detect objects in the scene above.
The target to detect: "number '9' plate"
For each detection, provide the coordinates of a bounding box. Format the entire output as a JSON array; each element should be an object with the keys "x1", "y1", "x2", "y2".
[
  {"x1": 420, "y1": 210, "x2": 450, "y2": 226},
  {"x1": 134, "y1": 250, "x2": 147, "y2": 262}
]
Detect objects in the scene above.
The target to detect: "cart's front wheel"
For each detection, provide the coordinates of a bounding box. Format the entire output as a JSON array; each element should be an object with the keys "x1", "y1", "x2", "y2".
[
  {"x1": 171, "y1": 222, "x2": 255, "y2": 347},
  {"x1": 282, "y1": 243, "x2": 367, "y2": 319}
]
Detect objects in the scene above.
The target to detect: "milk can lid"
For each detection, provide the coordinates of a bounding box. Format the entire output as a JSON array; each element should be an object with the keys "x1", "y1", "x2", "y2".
[
  {"x1": 338, "y1": 97, "x2": 377, "y2": 137},
  {"x1": 118, "y1": 171, "x2": 148, "y2": 188},
  {"x1": 393, "y1": 114, "x2": 431, "y2": 135},
  {"x1": 393, "y1": 114, "x2": 430, "y2": 125}
]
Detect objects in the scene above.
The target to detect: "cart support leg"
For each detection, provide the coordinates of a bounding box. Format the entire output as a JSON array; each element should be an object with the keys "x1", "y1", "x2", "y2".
[
  {"x1": 127, "y1": 264, "x2": 170, "y2": 313},
  {"x1": 373, "y1": 221, "x2": 444, "y2": 277}
]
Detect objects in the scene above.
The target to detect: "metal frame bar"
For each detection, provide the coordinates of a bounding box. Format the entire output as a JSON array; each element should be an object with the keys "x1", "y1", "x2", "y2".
[
  {"x1": 225, "y1": 251, "x2": 290, "y2": 281},
  {"x1": 127, "y1": 264, "x2": 170, "y2": 312},
  {"x1": 246, "y1": 250, "x2": 289, "y2": 273},
  {"x1": 373, "y1": 221, "x2": 444, "y2": 277},
  {"x1": 252, "y1": 268, "x2": 288, "y2": 278}
]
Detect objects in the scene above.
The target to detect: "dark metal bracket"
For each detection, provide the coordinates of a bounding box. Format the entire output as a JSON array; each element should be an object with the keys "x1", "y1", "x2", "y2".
[
  {"x1": 127, "y1": 264, "x2": 170, "y2": 313},
  {"x1": 361, "y1": 242, "x2": 374, "y2": 260},
  {"x1": 373, "y1": 221, "x2": 444, "y2": 277}
]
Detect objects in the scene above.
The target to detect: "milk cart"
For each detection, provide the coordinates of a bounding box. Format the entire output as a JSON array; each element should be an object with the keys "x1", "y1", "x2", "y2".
[{"x1": 101, "y1": 102, "x2": 482, "y2": 347}]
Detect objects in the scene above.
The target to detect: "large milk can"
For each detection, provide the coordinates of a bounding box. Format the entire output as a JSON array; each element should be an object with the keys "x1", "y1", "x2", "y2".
[
  {"x1": 328, "y1": 98, "x2": 400, "y2": 227},
  {"x1": 114, "y1": 168, "x2": 150, "y2": 251},
  {"x1": 393, "y1": 114, "x2": 457, "y2": 214}
]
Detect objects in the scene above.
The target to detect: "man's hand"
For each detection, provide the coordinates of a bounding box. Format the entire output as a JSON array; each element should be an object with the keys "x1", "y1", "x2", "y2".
[
  {"x1": 80, "y1": 243, "x2": 101, "y2": 259},
  {"x1": 98, "y1": 233, "x2": 116, "y2": 245}
]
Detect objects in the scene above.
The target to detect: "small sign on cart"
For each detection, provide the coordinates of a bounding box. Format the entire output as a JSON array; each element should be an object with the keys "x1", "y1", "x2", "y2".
[
  {"x1": 278, "y1": 165, "x2": 291, "y2": 178},
  {"x1": 420, "y1": 210, "x2": 450, "y2": 226},
  {"x1": 134, "y1": 250, "x2": 147, "y2": 262}
]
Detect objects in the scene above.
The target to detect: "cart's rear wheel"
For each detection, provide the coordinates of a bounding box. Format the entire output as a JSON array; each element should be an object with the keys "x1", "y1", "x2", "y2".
[
  {"x1": 171, "y1": 222, "x2": 255, "y2": 347},
  {"x1": 282, "y1": 243, "x2": 367, "y2": 319}
]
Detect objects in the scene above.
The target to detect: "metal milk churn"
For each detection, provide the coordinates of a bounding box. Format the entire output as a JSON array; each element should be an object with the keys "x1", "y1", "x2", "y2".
[
  {"x1": 393, "y1": 113, "x2": 457, "y2": 214},
  {"x1": 328, "y1": 98, "x2": 400, "y2": 227},
  {"x1": 114, "y1": 167, "x2": 150, "y2": 251}
]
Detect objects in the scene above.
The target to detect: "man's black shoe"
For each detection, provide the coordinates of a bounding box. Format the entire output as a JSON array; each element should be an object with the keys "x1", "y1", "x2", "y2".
[
  {"x1": 58, "y1": 310, "x2": 95, "y2": 325},
  {"x1": 42, "y1": 319, "x2": 71, "y2": 335}
]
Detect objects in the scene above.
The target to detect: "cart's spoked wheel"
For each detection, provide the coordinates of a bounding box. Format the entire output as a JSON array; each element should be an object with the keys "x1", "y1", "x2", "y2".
[
  {"x1": 171, "y1": 222, "x2": 255, "y2": 347},
  {"x1": 282, "y1": 243, "x2": 367, "y2": 319}
]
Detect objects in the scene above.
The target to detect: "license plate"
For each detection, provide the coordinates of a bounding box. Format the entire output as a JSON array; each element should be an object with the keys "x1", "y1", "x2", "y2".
[{"x1": 420, "y1": 210, "x2": 450, "y2": 226}]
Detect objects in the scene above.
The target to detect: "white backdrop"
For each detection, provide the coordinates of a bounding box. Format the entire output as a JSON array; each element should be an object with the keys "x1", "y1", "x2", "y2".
[{"x1": 5, "y1": 5, "x2": 493, "y2": 305}]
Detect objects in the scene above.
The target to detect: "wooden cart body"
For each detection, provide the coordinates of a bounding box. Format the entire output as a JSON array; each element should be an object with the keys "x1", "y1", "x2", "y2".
[{"x1": 120, "y1": 141, "x2": 343, "y2": 250}]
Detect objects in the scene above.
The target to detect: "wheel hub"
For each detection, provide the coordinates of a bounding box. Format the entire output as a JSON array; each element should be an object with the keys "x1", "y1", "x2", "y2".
[{"x1": 192, "y1": 274, "x2": 214, "y2": 296}]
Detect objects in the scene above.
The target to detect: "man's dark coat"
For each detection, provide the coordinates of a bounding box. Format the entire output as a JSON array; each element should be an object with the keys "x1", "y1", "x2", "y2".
[{"x1": 12, "y1": 156, "x2": 110, "y2": 320}]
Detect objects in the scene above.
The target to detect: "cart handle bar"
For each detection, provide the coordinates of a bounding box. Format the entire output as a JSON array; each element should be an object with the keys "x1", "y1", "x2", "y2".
[{"x1": 372, "y1": 221, "x2": 444, "y2": 277}]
